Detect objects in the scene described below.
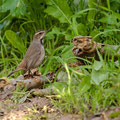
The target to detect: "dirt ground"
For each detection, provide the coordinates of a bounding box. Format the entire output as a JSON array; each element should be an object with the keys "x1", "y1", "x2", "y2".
[
  {"x1": 0, "y1": 97, "x2": 120, "y2": 120},
  {"x1": 0, "y1": 97, "x2": 82, "y2": 120}
]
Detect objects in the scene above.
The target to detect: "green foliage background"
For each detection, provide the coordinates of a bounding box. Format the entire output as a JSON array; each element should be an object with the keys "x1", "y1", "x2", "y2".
[{"x1": 0, "y1": 0, "x2": 120, "y2": 115}]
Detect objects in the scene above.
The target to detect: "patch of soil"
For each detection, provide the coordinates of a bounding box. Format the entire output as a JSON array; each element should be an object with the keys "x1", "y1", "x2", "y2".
[
  {"x1": 0, "y1": 97, "x2": 83, "y2": 120},
  {"x1": 88, "y1": 107, "x2": 120, "y2": 120},
  {"x1": 1, "y1": 97, "x2": 120, "y2": 120},
  {"x1": 0, "y1": 97, "x2": 51, "y2": 120}
]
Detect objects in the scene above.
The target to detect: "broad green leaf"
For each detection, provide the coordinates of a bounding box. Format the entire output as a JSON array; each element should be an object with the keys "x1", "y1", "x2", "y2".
[
  {"x1": 91, "y1": 69, "x2": 108, "y2": 85},
  {"x1": 0, "y1": 0, "x2": 26, "y2": 17},
  {"x1": 99, "y1": 14, "x2": 117, "y2": 25},
  {"x1": 77, "y1": 23, "x2": 87, "y2": 35},
  {"x1": 5, "y1": 30, "x2": 25, "y2": 54},
  {"x1": 65, "y1": 33, "x2": 74, "y2": 40},
  {"x1": 51, "y1": 26, "x2": 61, "y2": 35},
  {"x1": 13, "y1": 0, "x2": 26, "y2": 17},
  {"x1": 78, "y1": 76, "x2": 91, "y2": 93},
  {"x1": 45, "y1": 32, "x2": 55, "y2": 40},
  {"x1": 0, "y1": 0, "x2": 18, "y2": 12},
  {"x1": 44, "y1": 0, "x2": 73, "y2": 24},
  {"x1": 93, "y1": 61, "x2": 103, "y2": 71},
  {"x1": 46, "y1": 26, "x2": 61, "y2": 39},
  {"x1": 61, "y1": 44, "x2": 74, "y2": 60},
  {"x1": 113, "y1": 12, "x2": 120, "y2": 21}
]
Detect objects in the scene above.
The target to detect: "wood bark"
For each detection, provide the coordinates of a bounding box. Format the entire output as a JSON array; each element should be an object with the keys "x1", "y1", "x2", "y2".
[{"x1": 72, "y1": 36, "x2": 120, "y2": 63}]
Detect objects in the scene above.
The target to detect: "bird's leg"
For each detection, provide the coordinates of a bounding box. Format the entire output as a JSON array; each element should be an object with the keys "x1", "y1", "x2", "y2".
[
  {"x1": 28, "y1": 70, "x2": 31, "y2": 76},
  {"x1": 28, "y1": 70, "x2": 33, "y2": 78}
]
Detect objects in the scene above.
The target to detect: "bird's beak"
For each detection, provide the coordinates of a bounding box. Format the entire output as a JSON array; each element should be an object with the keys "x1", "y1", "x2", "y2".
[
  {"x1": 42, "y1": 30, "x2": 47, "y2": 35},
  {"x1": 41, "y1": 31, "x2": 47, "y2": 39}
]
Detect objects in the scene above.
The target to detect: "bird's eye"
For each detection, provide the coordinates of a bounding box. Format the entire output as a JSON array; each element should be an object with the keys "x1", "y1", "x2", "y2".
[{"x1": 39, "y1": 32, "x2": 42, "y2": 35}]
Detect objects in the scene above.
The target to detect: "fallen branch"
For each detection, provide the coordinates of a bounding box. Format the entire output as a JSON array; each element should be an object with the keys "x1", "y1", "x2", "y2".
[{"x1": 0, "y1": 71, "x2": 55, "y2": 100}]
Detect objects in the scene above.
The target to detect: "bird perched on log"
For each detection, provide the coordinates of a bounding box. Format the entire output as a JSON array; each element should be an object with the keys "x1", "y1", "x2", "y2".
[{"x1": 7, "y1": 30, "x2": 46, "y2": 77}]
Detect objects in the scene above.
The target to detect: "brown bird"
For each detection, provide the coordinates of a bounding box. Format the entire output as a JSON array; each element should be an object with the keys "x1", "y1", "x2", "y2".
[{"x1": 7, "y1": 30, "x2": 46, "y2": 77}]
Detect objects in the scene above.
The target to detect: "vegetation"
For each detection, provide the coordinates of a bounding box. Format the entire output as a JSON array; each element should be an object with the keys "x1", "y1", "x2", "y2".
[{"x1": 0, "y1": 0, "x2": 120, "y2": 116}]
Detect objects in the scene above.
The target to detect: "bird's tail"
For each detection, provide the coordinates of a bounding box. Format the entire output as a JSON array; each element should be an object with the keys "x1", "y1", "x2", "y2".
[
  {"x1": 7, "y1": 68, "x2": 23, "y2": 77},
  {"x1": 7, "y1": 70, "x2": 16, "y2": 77}
]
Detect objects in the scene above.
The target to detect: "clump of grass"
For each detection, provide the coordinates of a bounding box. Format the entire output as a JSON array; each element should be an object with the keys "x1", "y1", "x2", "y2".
[{"x1": 51, "y1": 55, "x2": 120, "y2": 114}]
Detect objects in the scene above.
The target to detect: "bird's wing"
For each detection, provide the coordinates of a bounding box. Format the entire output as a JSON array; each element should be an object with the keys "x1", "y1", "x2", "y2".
[
  {"x1": 23, "y1": 42, "x2": 43, "y2": 69},
  {"x1": 24, "y1": 42, "x2": 41, "y2": 60},
  {"x1": 27, "y1": 51, "x2": 42, "y2": 69}
]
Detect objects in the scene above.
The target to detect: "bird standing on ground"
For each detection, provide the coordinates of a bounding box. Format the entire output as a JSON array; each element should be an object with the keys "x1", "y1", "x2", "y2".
[{"x1": 7, "y1": 30, "x2": 46, "y2": 77}]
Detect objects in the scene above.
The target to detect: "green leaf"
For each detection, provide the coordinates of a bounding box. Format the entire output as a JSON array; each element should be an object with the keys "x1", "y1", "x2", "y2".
[
  {"x1": 87, "y1": 0, "x2": 97, "y2": 22},
  {"x1": 91, "y1": 69, "x2": 108, "y2": 85},
  {"x1": 5, "y1": 30, "x2": 25, "y2": 54},
  {"x1": 13, "y1": 0, "x2": 26, "y2": 17},
  {"x1": 45, "y1": 26, "x2": 61, "y2": 39},
  {"x1": 65, "y1": 33, "x2": 74, "y2": 40},
  {"x1": 91, "y1": 60, "x2": 108, "y2": 85},
  {"x1": 77, "y1": 23, "x2": 87, "y2": 35},
  {"x1": 61, "y1": 44, "x2": 74, "y2": 60},
  {"x1": 78, "y1": 76, "x2": 91, "y2": 93},
  {"x1": 90, "y1": 29, "x2": 100, "y2": 37},
  {"x1": 44, "y1": 0, "x2": 72, "y2": 24},
  {"x1": 0, "y1": 0, "x2": 26, "y2": 17},
  {"x1": 99, "y1": 14, "x2": 117, "y2": 25},
  {"x1": 93, "y1": 61, "x2": 103, "y2": 71},
  {"x1": 0, "y1": 0, "x2": 18, "y2": 12}
]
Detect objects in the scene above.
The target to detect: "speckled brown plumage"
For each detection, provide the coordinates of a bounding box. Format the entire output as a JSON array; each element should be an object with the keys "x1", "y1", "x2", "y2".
[{"x1": 7, "y1": 30, "x2": 46, "y2": 77}]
